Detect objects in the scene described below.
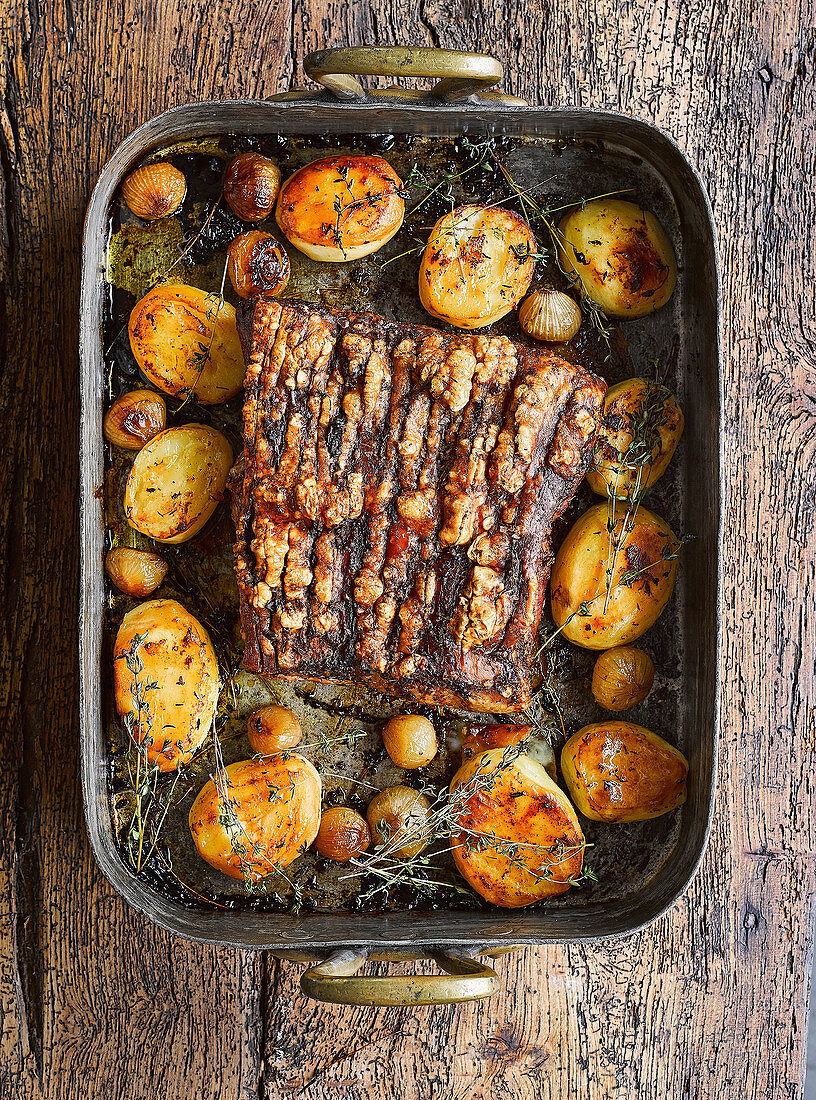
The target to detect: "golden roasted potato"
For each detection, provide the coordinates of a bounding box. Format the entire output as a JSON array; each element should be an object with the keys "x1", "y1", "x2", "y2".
[
  {"x1": 113, "y1": 599, "x2": 219, "y2": 772},
  {"x1": 587, "y1": 378, "x2": 684, "y2": 498},
  {"x1": 558, "y1": 198, "x2": 677, "y2": 318},
  {"x1": 189, "y1": 755, "x2": 321, "y2": 880},
  {"x1": 449, "y1": 749, "x2": 585, "y2": 907},
  {"x1": 276, "y1": 155, "x2": 404, "y2": 262},
  {"x1": 561, "y1": 721, "x2": 688, "y2": 822},
  {"x1": 550, "y1": 502, "x2": 679, "y2": 649},
  {"x1": 129, "y1": 283, "x2": 245, "y2": 404},
  {"x1": 419, "y1": 204, "x2": 536, "y2": 329},
  {"x1": 124, "y1": 424, "x2": 233, "y2": 544}
]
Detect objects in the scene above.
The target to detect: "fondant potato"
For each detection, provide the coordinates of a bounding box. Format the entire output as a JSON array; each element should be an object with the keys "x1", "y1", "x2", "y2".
[
  {"x1": 558, "y1": 198, "x2": 676, "y2": 317},
  {"x1": 561, "y1": 722, "x2": 688, "y2": 822},
  {"x1": 449, "y1": 749, "x2": 585, "y2": 907},
  {"x1": 550, "y1": 502, "x2": 679, "y2": 649},
  {"x1": 189, "y1": 755, "x2": 321, "y2": 881},
  {"x1": 129, "y1": 283, "x2": 245, "y2": 404},
  {"x1": 113, "y1": 599, "x2": 219, "y2": 772},
  {"x1": 276, "y1": 155, "x2": 404, "y2": 262},
  {"x1": 124, "y1": 424, "x2": 233, "y2": 544}
]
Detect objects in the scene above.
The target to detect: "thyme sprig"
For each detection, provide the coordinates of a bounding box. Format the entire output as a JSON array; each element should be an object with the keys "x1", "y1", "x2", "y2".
[
  {"x1": 116, "y1": 632, "x2": 185, "y2": 873},
  {"x1": 482, "y1": 145, "x2": 632, "y2": 348},
  {"x1": 540, "y1": 374, "x2": 689, "y2": 651},
  {"x1": 618, "y1": 533, "x2": 695, "y2": 587},
  {"x1": 104, "y1": 199, "x2": 222, "y2": 356},
  {"x1": 342, "y1": 740, "x2": 594, "y2": 901},
  {"x1": 175, "y1": 251, "x2": 229, "y2": 412},
  {"x1": 599, "y1": 377, "x2": 675, "y2": 611},
  {"x1": 209, "y1": 727, "x2": 298, "y2": 894},
  {"x1": 253, "y1": 726, "x2": 369, "y2": 759},
  {"x1": 402, "y1": 136, "x2": 495, "y2": 218},
  {"x1": 328, "y1": 162, "x2": 407, "y2": 259}
]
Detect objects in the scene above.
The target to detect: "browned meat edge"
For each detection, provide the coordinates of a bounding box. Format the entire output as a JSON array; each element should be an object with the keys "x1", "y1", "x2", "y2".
[{"x1": 230, "y1": 298, "x2": 605, "y2": 713}]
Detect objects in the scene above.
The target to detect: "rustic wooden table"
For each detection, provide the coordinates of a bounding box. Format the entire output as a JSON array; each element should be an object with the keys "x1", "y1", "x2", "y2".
[{"x1": 2, "y1": 1, "x2": 814, "y2": 1097}]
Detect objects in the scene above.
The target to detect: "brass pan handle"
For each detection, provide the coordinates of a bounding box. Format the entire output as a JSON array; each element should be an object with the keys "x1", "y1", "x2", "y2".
[
  {"x1": 304, "y1": 46, "x2": 504, "y2": 102},
  {"x1": 300, "y1": 948, "x2": 499, "y2": 1005}
]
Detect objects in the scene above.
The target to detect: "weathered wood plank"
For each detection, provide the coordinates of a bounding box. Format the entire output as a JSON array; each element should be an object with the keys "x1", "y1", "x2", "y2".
[
  {"x1": 0, "y1": 0, "x2": 813, "y2": 1097},
  {"x1": 0, "y1": 0, "x2": 293, "y2": 1095},
  {"x1": 260, "y1": 4, "x2": 816, "y2": 1100}
]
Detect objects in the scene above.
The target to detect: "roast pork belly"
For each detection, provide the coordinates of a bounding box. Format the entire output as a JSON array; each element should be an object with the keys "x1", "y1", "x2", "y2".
[{"x1": 231, "y1": 299, "x2": 605, "y2": 713}]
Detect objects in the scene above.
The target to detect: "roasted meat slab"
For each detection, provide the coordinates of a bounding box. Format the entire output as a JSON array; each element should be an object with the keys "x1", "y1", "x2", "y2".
[{"x1": 231, "y1": 300, "x2": 605, "y2": 713}]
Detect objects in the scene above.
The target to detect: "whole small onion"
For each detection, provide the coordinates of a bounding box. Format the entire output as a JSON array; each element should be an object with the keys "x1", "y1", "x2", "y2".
[
  {"x1": 519, "y1": 288, "x2": 582, "y2": 343},
  {"x1": 227, "y1": 231, "x2": 290, "y2": 299},
  {"x1": 223, "y1": 153, "x2": 281, "y2": 221},
  {"x1": 315, "y1": 806, "x2": 371, "y2": 862},
  {"x1": 366, "y1": 786, "x2": 431, "y2": 859},
  {"x1": 382, "y1": 714, "x2": 438, "y2": 769},
  {"x1": 105, "y1": 548, "x2": 168, "y2": 597},
  {"x1": 122, "y1": 163, "x2": 186, "y2": 220},
  {"x1": 247, "y1": 704, "x2": 302, "y2": 754},
  {"x1": 591, "y1": 646, "x2": 655, "y2": 711},
  {"x1": 103, "y1": 389, "x2": 166, "y2": 449}
]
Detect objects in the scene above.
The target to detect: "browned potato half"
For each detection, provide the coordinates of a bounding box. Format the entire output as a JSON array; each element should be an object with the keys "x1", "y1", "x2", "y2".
[
  {"x1": 561, "y1": 721, "x2": 688, "y2": 822},
  {"x1": 419, "y1": 204, "x2": 536, "y2": 329},
  {"x1": 129, "y1": 283, "x2": 245, "y2": 404},
  {"x1": 124, "y1": 424, "x2": 233, "y2": 544},
  {"x1": 558, "y1": 198, "x2": 676, "y2": 318},
  {"x1": 587, "y1": 378, "x2": 684, "y2": 498},
  {"x1": 113, "y1": 599, "x2": 219, "y2": 772},
  {"x1": 550, "y1": 502, "x2": 679, "y2": 649},
  {"x1": 449, "y1": 749, "x2": 585, "y2": 907},
  {"x1": 460, "y1": 724, "x2": 556, "y2": 781},
  {"x1": 189, "y1": 755, "x2": 321, "y2": 880},
  {"x1": 276, "y1": 155, "x2": 404, "y2": 262}
]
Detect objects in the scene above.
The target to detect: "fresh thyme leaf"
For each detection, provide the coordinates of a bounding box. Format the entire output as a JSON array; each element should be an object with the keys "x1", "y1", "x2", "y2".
[{"x1": 176, "y1": 251, "x2": 229, "y2": 413}]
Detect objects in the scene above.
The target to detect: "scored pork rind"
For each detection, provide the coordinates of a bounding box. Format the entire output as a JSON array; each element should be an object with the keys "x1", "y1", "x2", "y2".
[{"x1": 230, "y1": 299, "x2": 605, "y2": 713}]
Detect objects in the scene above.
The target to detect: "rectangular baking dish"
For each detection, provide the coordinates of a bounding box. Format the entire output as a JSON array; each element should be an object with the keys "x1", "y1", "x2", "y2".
[{"x1": 79, "y1": 47, "x2": 721, "y2": 1003}]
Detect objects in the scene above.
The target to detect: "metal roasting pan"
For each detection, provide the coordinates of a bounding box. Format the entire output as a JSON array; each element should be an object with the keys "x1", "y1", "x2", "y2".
[{"x1": 79, "y1": 47, "x2": 721, "y2": 1005}]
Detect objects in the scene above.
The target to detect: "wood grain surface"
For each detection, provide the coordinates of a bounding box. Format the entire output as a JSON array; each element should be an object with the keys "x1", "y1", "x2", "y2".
[{"x1": 1, "y1": 0, "x2": 814, "y2": 1097}]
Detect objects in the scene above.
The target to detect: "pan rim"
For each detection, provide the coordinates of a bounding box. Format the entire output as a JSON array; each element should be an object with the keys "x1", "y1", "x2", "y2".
[{"x1": 80, "y1": 95, "x2": 721, "y2": 951}]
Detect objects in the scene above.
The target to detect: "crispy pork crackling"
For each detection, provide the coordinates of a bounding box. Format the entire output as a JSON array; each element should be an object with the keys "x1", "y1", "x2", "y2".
[{"x1": 230, "y1": 299, "x2": 605, "y2": 713}]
